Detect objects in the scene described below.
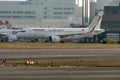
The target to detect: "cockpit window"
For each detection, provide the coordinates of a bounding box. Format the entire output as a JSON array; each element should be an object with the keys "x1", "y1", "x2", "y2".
[{"x1": 19, "y1": 30, "x2": 26, "y2": 32}]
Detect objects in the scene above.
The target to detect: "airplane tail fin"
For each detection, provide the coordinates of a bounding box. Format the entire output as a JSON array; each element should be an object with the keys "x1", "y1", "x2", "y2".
[
  {"x1": 0, "y1": 20, "x2": 11, "y2": 29},
  {"x1": 87, "y1": 11, "x2": 104, "y2": 33}
]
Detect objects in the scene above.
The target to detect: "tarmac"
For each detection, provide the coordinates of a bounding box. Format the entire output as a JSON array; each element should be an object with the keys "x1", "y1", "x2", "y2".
[
  {"x1": 0, "y1": 67, "x2": 120, "y2": 80},
  {"x1": 0, "y1": 49, "x2": 120, "y2": 62},
  {"x1": 0, "y1": 49, "x2": 120, "y2": 80}
]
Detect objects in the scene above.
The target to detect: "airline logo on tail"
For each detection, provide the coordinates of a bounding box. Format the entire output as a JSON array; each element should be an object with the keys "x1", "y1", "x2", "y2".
[
  {"x1": 0, "y1": 20, "x2": 9, "y2": 25},
  {"x1": 87, "y1": 12, "x2": 104, "y2": 33},
  {"x1": 0, "y1": 20, "x2": 10, "y2": 29}
]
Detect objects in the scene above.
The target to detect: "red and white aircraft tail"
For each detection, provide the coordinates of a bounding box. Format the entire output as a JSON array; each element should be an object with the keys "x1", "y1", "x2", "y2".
[
  {"x1": 87, "y1": 12, "x2": 104, "y2": 33},
  {"x1": 0, "y1": 20, "x2": 10, "y2": 29}
]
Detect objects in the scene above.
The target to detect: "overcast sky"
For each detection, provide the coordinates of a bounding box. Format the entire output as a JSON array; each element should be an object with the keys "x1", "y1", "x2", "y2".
[{"x1": 0, "y1": 0, "x2": 26, "y2": 1}]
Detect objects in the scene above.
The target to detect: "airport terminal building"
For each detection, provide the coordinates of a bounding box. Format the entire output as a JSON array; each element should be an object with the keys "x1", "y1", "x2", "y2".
[
  {"x1": 75, "y1": 0, "x2": 120, "y2": 43},
  {"x1": 97, "y1": 0, "x2": 120, "y2": 42},
  {"x1": 0, "y1": 0, "x2": 82, "y2": 28}
]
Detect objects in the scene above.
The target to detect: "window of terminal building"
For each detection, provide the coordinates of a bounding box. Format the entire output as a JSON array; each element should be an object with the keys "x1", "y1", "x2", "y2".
[
  {"x1": 13, "y1": 16, "x2": 21, "y2": 18},
  {"x1": 111, "y1": 21, "x2": 120, "y2": 27},
  {"x1": 5, "y1": 16, "x2": 11, "y2": 18},
  {"x1": 115, "y1": 21, "x2": 120, "y2": 27},
  {"x1": 41, "y1": 2, "x2": 43, "y2": 6},
  {"x1": 13, "y1": 11, "x2": 24, "y2": 14},
  {"x1": 104, "y1": 6, "x2": 113, "y2": 15},
  {"x1": 13, "y1": 11, "x2": 16, "y2": 14},
  {"x1": 0, "y1": 16, "x2": 11, "y2": 18},
  {"x1": 24, "y1": 11, "x2": 35, "y2": 14},
  {"x1": 0, "y1": 11, "x2": 11, "y2": 14},
  {"x1": 102, "y1": 21, "x2": 108, "y2": 27},
  {"x1": 44, "y1": 7, "x2": 47, "y2": 10},
  {"x1": 54, "y1": 8, "x2": 62, "y2": 10},
  {"x1": 64, "y1": 8, "x2": 71, "y2": 10},
  {"x1": 54, "y1": 16, "x2": 62, "y2": 19},
  {"x1": 24, "y1": 16, "x2": 35, "y2": 19},
  {"x1": 72, "y1": 8, "x2": 75, "y2": 10},
  {"x1": 44, "y1": 11, "x2": 47, "y2": 14},
  {"x1": 119, "y1": 6, "x2": 120, "y2": 15},
  {"x1": 112, "y1": 6, "x2": 119, "y2": 15},
  {"x1": 105, "y1": 21, "x2": 120, "y2": 28},
  {"x1": 25, "y1": 11, "x2": 31, "y2": 14},
  {"x1": 64, "y1": 12, "x2": 74, "y2": 14},
  {"x1": 32, "y1": 12, "x2": 35, "y2": 14},
  {"x1": 54, "y1": 12, "x2": 62, "y2": 14},
  {"x1": 44, "y1": 16, "x2": 47, "y2": 19},
  {"x1": 16, "y1": 11, "x2": 23, "y2": 14},
  {"x1": 104, "y1": 6, "x2": 119, "y2": 15}
]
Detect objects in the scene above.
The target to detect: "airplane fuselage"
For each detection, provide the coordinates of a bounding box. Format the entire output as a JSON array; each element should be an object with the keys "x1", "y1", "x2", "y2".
[
  {"x1": 17, "y1": 28, "x2": 88, "y2": 38},
  {"x1": 0, "y1": 12, "x2": 104, "y2": 42}
]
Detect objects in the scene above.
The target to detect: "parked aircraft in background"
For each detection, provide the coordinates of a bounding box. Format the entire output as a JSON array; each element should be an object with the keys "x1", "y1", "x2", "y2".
[
  {"x1": 17, "y1": 12, "x2": 104, "y2": 42},
  {"x1": 0, "y1": 29, "x2": 19, "y2": 42},
  {"x1": 0, "y1": 20, "x2": 10, "y2": 29},
  {"x1": 0, "y1": 20, "x2": 18, "y2": 42}
]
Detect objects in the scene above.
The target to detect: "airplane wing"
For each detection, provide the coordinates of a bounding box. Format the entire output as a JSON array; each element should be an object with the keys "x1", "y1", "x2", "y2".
[
  {"x1": 58, "y1": 33, "x2": 92, "y2": 40},
  {"x1": 0, "y1": 33, "x2": 8, "y2": 37}
]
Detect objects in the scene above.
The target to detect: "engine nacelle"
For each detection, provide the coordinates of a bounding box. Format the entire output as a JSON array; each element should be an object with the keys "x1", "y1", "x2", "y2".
[
  {"x1": 49, "y1": 36, "x2": 61, "y2": 42},
  {"x1": 8, "y1": 35, "x2": 18, "y2": 41}
]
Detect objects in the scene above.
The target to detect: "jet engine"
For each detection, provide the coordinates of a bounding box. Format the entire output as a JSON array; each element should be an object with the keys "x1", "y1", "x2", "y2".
[
  {"x1": 49, "y1": 36, "x2": 61, "y2": 42},
  {"x1": 8, "y1": 35, "x2": 18, "y2": 41}
]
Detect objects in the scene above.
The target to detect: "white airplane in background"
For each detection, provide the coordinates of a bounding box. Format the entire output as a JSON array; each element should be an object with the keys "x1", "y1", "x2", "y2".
[
  {"x1": 0, "y1": 28, "x2": 19, "y2": 42},
  {"x1": 0, "y1": 20, "x2": 20, "y2": 42},
  {"x1": 17, "y1": 12, "x2": 105, "y2": 42}
]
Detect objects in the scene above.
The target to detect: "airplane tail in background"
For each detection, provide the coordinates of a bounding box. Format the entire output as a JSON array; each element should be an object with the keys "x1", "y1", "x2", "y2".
[
  {"x1": 0, "y1": 20, "x2": 11, "y2": 29},
  {"x1": 87, "y1": 11, "x2": 104, "y2": 33},
  {"x1": 0, "y1": 20, "x2": 9, "y2": 25}
]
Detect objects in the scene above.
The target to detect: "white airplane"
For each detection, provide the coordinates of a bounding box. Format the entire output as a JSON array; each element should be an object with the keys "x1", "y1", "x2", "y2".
[
  {"x1": 0, "y1": 20, "x2": 26, "y2": 42},
  {"x1": 17, "y1": 12, "x2": 105, "y2": 42},
  {"x1": 0, "y1": 29, "x2": 20, "y2": 42},
  {"x1": 0, "y1": 20, "x2": 19, "y2": 42},
  {"x1": 0, "y1": 12, "x2": 104, "y2": 42}
]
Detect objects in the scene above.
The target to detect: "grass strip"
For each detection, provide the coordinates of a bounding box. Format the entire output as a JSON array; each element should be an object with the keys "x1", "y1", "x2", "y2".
[
  {"x1": 4, "y1": 60, "x2": 120, "y2": 67},
  {"x1": 0, "y1": 42, "x2": 120, "y2": 49}
]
